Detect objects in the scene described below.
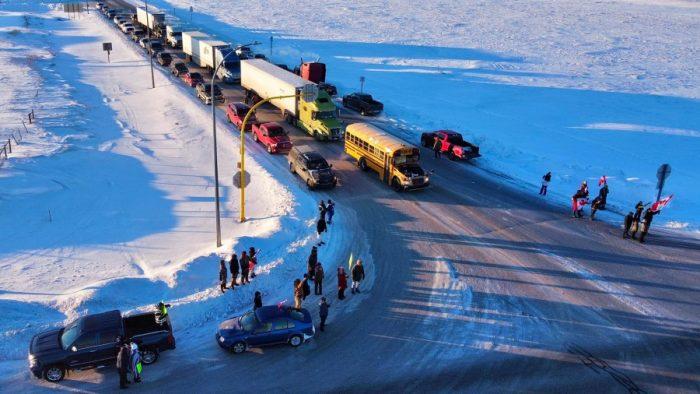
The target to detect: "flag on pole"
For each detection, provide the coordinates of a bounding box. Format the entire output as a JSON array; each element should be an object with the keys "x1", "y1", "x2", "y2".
[
  {"x1": 277, "y1": 299, "x2": 287, "y2": 310},
  {"x1": 348, "y1": 253, "x2": 354, "y2": 270},
  {"x1": 651, "y1": 195, "x2": 673, "y2": 212},
  {"x1": 598, "y1": 175, "x2": 607, "y2": 186}
]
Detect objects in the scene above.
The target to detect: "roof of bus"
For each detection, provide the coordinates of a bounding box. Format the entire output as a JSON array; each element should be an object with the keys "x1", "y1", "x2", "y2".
[{"x1": 346, "y1": 123, "x2": 415, "y2": 154}]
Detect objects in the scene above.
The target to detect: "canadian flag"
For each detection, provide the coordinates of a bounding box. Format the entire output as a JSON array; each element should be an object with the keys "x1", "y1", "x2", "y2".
[
  {"x1": 598, "y1": 175, "x2": 607, "y2": 186},
  {"x1": 572, "y1": 197, "x2": 589, "y2": 211},
  {"x1": 651, "y1": 195, "x2": 673, "y2": 212}
]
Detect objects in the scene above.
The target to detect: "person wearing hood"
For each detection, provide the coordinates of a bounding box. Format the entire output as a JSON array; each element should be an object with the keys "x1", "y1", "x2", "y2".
[
  {"x1": 129, "y1": 341, "x2": 142, "y2": 383},
  {"x1": 327, "y1": 199, "x2": 335, "y2": 224},
  {"x1": 229, "y1": 253, "x2": 239, "y2": 288},
  {"x1": 319, "y1": 200, "x2": 328, "y2": 221},
  {"x1": 240, "y1": 251, "x2": 250, "y2": 284},
  {"x1": 639, "y1": 208, "x2": 660, "y2": 243},
  {"x1": 316, "y1": 216, "x2": 327, "y2": 246},
  {"x1": 598, "y1": 183, "x2": 609, "y2": 209},
  {"x1": 631, "y1": 201, "x2": 644, "y2": 239},
  {"x1": 116, "y1": 337, "x2": 130, "y2": 389},
  {"x1": 337, "y1": 267, "x2": 348, "y2": 300},
  {"x1": 623, "y1": 211, "x2": 634, "y2": 239},
  {"x1": 307, "y1": 246, "x2": 318, "y2": 280},
  {"x1": 319, "y1": 297, "x2": 331, "y2": 332},
  {"x1": 540, "y1": 172, "x2": 551, "y2": 195},
  {"x1": 302, "y1": 274, "x2": 311, "y2": 300},
  {"x1": 351, "y1": 259, "x2": 365, "y2": 294},
  {"x1": 254, "y1": 291, "x2": 263, "y2": 310},
  {"x1": 218, "y1": 259, "x2": 227, "y2": 293},
  {"x1": 314, "y1": 262, "x2": 325, "y2": 295}
]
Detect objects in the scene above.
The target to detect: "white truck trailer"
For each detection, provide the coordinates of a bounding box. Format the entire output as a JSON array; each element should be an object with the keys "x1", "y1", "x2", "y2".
[
  {"x1": 182, "y1": 31, "x2": 210, "y2": 63},
  {"x1": 136, "y1": 7, "x2": 165, "y2": 31},
  {"x1": 240, "y1": 59, "x2": 342, "y2": 140}
]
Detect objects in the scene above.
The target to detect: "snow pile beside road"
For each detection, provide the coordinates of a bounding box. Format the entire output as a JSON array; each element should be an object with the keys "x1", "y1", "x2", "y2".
[{"x1": 149, "y1": 0, "x2": 700, "y2": 230}]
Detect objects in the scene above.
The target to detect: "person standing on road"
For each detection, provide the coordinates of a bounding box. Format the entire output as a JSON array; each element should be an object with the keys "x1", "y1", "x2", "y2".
[
  {"x1": 129, "y1": 342, "x2": 142, "y2": 384},
  {"x1": 432, "y1": 136, "x2": 442, "y2": 159},
  {"x1": 229, "y1": 253, "x2": 239, "y2": 288},
  {"x1": 319, "y1": 200, "x2": 328, "y2": 221},
  {"x1": 302, "y1": 274, "x2": 311, "y2": 301},
  {"x1": 337, "y1": 267, "x2": 348, "y2": 300},
  {"x1": 307, "y1": 246, "x2": 318, "y2": 280},
  {"x1": 218, "y1": 259, "x2": 227, "y2": 293},
  {"x1": 240, "y1": 251, "x2": 250, "y2": 284},
  {"x1": 571, "y1": 181, "x2": 589, "y2": 218},
  {"x1": 319, "y1": 297, "x2": 331, "y2": 332},
  {"x1": 249, "y1": 254, "x2": 257, "y2": 279},
  {"x1": 314, "y1": 262, "x2": 325, "y2": 295},
  {"x1": 540, "y1": 172, "x2": 551, "y2": 195},
  {"x1": 351, "y1": 259, "x2": 365, "y2": 294},
  {"x1": 254, "y1": 291, "x2": 262, "y2": 310},
  {"x1": 590, "y1": 196, "x2": 602, "y2": 220},
  {"x1": 623, "y1": 211, "x2": 634, "y2": 239},
  {"x1": 327, "y1": 199, "x2": 335, "y2": 225},
  {"x1": 316, "y1": 216, "x2": 327, "y2": 246},
  {"x1": 598, "y1": 182, "x2": 609, "y2": 209},
  {"x1": 294, "y1": 279, "x2": 303, "y2": 310},
  {"x1": 631, "y1": 201, "x2": 644, "y2": 239},
  {"x1": 116, "y1": 338, "x2": 130, "y2": 389},
  {"x1": 639, "y1": 208, "x2": 659, "y2": 243}
]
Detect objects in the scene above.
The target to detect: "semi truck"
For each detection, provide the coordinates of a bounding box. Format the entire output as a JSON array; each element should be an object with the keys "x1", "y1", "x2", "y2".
[
  {"x1": 165, "y1": 25, "x2": 182, "y2": 48},
  {"x1": 182, "y1": 31, "x2": 210, "y2": 63},
  {"x1": 136, "y1": 6, "x2": 165, "y2": 32},
  {"x1": 182, "y1": 33, "x2": 240, "y2": 83},
  {"x1": 241, "y1": 59, "x2": 342, "y2": 141}
]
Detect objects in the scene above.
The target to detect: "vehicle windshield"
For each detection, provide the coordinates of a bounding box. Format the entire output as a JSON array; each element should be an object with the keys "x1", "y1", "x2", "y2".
[
  {"x1": 267, "y1": 126, "x2": 285, "y2": 137},
  {"x1": 173, "y1": 32, "x2": 182, "y2": 37},
  {"x1": 446, "y1": 134, "x2": 463, "y2": 144},
  {"x1": 235, "y1": 105, "x2": 250, "y2": 116},
  {"x1": 190, "y1": 73, "x2": 201, "y2": 79},
  {"x1": 393, "y1": 150, "x2": 420, "y2": 166},
  {"x1": 239, "y1": 312, "x2": 257, "y2": 331},
  {"x1": 398, "y1": 164, "x2": 425, "y2": 177},
  {"x1": 314, "y1": 110, "x2": 336, "y2": 120},
  {"x1": 60, "y1": 321, "x2": 80, "y2": 350},
  {"x1": 307, "y1": 158, "x2": 330, "y2": 170}
]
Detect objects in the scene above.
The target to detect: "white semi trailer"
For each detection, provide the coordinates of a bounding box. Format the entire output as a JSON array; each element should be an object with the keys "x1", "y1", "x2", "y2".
[{"x1": 136, "y1": 7, "x2": 165, "y2": 31}]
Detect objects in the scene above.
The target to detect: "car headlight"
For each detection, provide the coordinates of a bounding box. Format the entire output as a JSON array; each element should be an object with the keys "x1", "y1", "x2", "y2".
[
  {"x1": 218, "y1": 336, "x2": 226, "y2": 343},
  {"x1": 28, "y1": 354, "x2": 38, "y2": 367}
]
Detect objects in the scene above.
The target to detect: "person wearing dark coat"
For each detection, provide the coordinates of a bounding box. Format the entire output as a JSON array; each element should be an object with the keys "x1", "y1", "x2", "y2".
[
  {"x1": 302, "y1": 274, "x2": 311, "y2": 300},
  {"x1": 319, "y1": 200, "x2": 328, "y2": 221},
  {"x1": 337, "y1": 267, "x2": 348, "y2": 300},
  {"x1": 639, "y1": 208, "x2": 659, "y2": 243},
  {"x1": 314, "y1": 262, "x2": 324, "y2": 295},
  {"x1": 540, "y1": 172, "x2": 551, "y2": 195},
  {"x1": 254, "y1": 291, "x2": 262, "y2": 310},
  {"x1": 240, "y1": 251, "x2": 250, "y2": 284},
  {"x1": 229, "y1": 253, "x2": 239, "y2": 288},
  {"x1": 218, "y1": 259, "x2": 227, "y2": 293},
  {"x1": 590, "y1": 197, "x2": 602, "y2": 220},
  {"x1": 631, "y1": 201, "x2": 644, "y2": 239},
  {"x1": 116, "y1": 339, "x2": 131, "y2": 389},
  {"x1": 316, "y1": 216, "x2": 327, "y2": 246},
  {"x1": 294, "y1": 279, "x2": 303, "y2": 310},
  {"x1": 351, "y1": 260, "x2": 365, "y2": 294},
  {"x1": 307, "y1": 247, "x2": 318, "y2": 280},
  {"x1": 326, "y1": 199, "x2": 335, "y2": 224},
  {"x1": 623, "y1": 212, "x2": 634, "y2": 239},
  {"x1": 319, "y1": 297, "x2": 331, "y2": 332},
  {"x1": 432, "y1": 137, "x2": 442, "y2": 159},
  {"x1": 598, "y1": 184, "x2": 609, "y2": 209}
]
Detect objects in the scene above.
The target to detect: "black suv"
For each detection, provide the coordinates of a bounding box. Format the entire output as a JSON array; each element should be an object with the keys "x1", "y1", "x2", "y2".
[
  {"x1": 157, "y1": 52, "x2": 172, "y2": 67},
  {"x1": 342, "y1": 92, "x2": 384, "y2": 116},
  {"x1": 171, "y1": 62, "x2": 188, "y2": 77},
  {"x1": 288, "y1": 146, "x2": 337, "y2": 189}
]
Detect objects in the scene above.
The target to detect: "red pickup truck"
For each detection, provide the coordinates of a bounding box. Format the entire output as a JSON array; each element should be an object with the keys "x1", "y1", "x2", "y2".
[
  {"x1": 421, "y1": 130, "x2": 481, "y2": 161},
  {"x1": 226, "y1": 102, "x2": 255, "y2": 131},
  {"x1": 252, "y1": 122, "x2": 293, "y2": 154}
]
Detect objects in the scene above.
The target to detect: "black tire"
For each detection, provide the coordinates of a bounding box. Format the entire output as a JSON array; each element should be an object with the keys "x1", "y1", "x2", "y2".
[
  {"x1": 448, "y1": 151, "x2": 457, "y2": 161},
  {"x1": 392, "y1": 177, "x2": 403, "y2": 192},
  {"x1": 140, "y1": 347, "x2": 159, "y2": 365},
  {"x1": 313, "y1": 130, "x2": 321, "y2": 140},
  {"x1": 421, "y1": 137, "x2": 429, "y2": 147},
  {"x1": 360, "y1": 109, "x2": 366, "y2": 116},
  {"x1": 43, "y1": 365, "x2": 65, "y2": 383},
  {"x1": 284, "y1": 113, "x2": 293, "y2": 125},
  {"x1": 289, "y1": 335, "x2": 303, "y2": 348},
  {"x1": 289, "y1": 162, "x2": 295, "y2": 173},
  {"x1": 227, "y1": 114, "x2": 232, "y2": 123},
  {"x1": 231, "y1": 341, "x2": 246, "y2": 354},
  {"x1": 358, "y1": 157, "x2": 368, "y2": 171},
  {"x1": 267, "y1": 144, "x2": 273, "y2": 153},
  {"x1": 306, "y1": 179, "x2": 314, "y2": 190},
  {"x1": 253, "y1": 133, "x2": 259, "y2": 142}
]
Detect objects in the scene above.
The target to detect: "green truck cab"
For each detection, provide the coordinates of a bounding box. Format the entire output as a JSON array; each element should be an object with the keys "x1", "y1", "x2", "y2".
[{"x1": 295, "y1": 91, "x2": 342, "y2": 141}]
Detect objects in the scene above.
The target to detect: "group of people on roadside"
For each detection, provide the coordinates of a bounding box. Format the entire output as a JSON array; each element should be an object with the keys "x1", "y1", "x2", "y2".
[
  {"x1": 116, "y1": 336, "x2": 143, "y2": 389},
  {"x1": 316, "y1": 199, "x2": 335, "y2": 246},
  {"x1": 623, "y1": 201, "x2": 660, "y2": 243},
  {"x1": 569, "y1": 178, "x2": 609, "y2": 220},
  {"x1": 219, "y1": 247, "x2": 258, "y2": 293}
]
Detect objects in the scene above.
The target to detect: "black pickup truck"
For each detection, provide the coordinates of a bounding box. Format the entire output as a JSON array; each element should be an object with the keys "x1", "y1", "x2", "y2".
[
  {"x1": 342, "y1": 92, "x2": 384, "y2": 116},
  {"x1": 28, "y1": 310, "x2": 175, "y2": 383}
]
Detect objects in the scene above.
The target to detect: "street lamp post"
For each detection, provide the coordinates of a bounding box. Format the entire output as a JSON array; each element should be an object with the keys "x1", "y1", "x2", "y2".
[
  {"x1": 211, "y1": 50, "x2": 237, "y2": 247},
  {"x1": 238, "y1": 94, "x2": 296, "y2": 223},
  {"x1": 144, "y1": 0, "x2": 155, "y2": 89}
]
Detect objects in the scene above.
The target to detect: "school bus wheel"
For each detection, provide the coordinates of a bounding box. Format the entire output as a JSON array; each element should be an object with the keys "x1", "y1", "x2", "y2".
[{"x1": 358, "y1": 157, "x2": 368, "y2": 171}]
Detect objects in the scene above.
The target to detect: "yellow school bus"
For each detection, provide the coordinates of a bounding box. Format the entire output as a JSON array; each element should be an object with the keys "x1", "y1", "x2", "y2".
[{"x1": 344, "y1": 123, "x2": 430, "y2": 191}]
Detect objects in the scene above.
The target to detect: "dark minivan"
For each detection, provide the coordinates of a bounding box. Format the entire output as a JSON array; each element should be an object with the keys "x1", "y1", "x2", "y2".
[
  {"x1": 29, "y1": 310, "x2": 175, "y2": 383},
  {"x1": 288, "y1": 146, "x2": 337, "y2": 189}
]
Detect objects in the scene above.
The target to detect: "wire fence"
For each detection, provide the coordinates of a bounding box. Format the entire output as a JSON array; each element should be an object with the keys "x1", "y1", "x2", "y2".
[{"x1": 0, "y1": 110, "x2": 35, "y2": 166}]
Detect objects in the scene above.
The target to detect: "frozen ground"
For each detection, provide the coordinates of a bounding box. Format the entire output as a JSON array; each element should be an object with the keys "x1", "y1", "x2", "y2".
[
  {"x1": 152, "y1": 0, "x2": 700, "y2": 230},
  {"x1": 0, "y1": 1, "x2": 369, "y2": 380}
]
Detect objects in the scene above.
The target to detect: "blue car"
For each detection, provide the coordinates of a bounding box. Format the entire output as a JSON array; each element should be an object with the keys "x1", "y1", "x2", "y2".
[{"x1": 216, "y1": 306, "x2": 315, "y2": 353}]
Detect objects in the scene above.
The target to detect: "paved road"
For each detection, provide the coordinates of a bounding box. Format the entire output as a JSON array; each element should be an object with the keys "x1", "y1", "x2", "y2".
[{"x1": 44, "y1": 4, "x2": 700, "y2": 392}]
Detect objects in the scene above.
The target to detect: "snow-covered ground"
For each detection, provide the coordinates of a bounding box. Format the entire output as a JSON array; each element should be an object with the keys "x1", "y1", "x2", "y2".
[
  {"x1": 0, "y1": 2, "x2": 370, "y2": 381},
  {"x1": 152, "y1": 0, "x2": 700, "y2": 230}
]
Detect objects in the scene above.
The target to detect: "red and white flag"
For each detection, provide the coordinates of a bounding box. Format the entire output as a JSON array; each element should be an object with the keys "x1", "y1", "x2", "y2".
[
  {"x1": 598, "y1": 175, "x2": 607, "y2": 186},
  {"x1": 651, "y1": 195, "x2": 673, "y2": 212},
  {"x1": 572, "y1": 198, "x2": 589, "y2": 211}
]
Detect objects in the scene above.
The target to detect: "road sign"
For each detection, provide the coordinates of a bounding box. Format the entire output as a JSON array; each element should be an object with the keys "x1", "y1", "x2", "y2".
[
  {"x1": 656, "y1": 163, "x2": 671, "y2": 201},
  {"x1": 103, "y1": 42, "x2": 112, "y2": 63},
  {"x1": 301, "y1": 84, "x2": 319, "y2": 103},
  {"x1": 233, "y1": 170, "x2": 250, "y2": 189},
  {"x1": 360, "y1": 76, "x2": 365, "y2": 93}
]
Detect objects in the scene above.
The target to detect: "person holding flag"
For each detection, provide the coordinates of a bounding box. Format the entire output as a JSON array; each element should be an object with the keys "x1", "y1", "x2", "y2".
[
  {"x1": 598, "y1": 176, "x2": 609, "y2": 209},
  {"x1": 639, "y1": 195, "x2": 672, "y2": 243},
  {"x1": 571, "y1": 181, "x2": 589, "y2": 218}
]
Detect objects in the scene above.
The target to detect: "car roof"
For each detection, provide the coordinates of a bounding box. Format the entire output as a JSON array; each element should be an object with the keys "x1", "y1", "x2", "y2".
[
  {"x1": 261, "y1": 122, "x2": 282, "y2": 129},
  {"x1": 80, "y1": 310, "x2": 121, "y2": 332},
  {"x1": 435, "y1": 130, "x2": 460, "y2": 136},
  {"x1": 232, "y1": 102, "x2": 249, "y2": 110},
  {"x1": 254, "y1": 306, "x2": 310, "y2": 322}
]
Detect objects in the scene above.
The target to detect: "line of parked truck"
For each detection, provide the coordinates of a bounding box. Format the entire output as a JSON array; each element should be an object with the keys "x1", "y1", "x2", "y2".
[{"x1": 98, "y1": 1, "x2": 481, "y2": 193}]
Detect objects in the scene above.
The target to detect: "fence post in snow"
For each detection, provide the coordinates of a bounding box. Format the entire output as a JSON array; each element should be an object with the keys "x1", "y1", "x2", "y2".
[
  {"x1": 1, "y1": 146, "x2": 6, "y2": 160},
  {"x1": 22, "y1": 120, "x2": 29, "y2": 134},
  {"x1": 7, "y1": 139, "x2": 11, "y2": 153},
  {"x1": 12, "y1": 134, "x2": 19, "y2": 145}
]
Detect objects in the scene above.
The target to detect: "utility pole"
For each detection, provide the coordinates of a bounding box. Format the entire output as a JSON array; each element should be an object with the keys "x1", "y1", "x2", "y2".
[
  {"x1": 212, "y1": 49, "x2": 223, "y2": 247},
  {"x1": 145, "y1": 0, "x2": 155, "y2": 89},
  {"x1": 269, "y1": 36, "x2": 273, "y2": 59}
]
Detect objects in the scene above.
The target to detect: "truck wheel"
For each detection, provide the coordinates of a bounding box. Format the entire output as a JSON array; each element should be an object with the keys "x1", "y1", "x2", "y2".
[
  {"x1": 267, "y1": 144, "x2": 273, "y2": 153},
  {"x1": 358, "y1": 158, "x2": 368, "y2": 171},
  {"x1": 140, "y1": 348, "x2": 159, "y2": 365},
  {"x1": 313, "y1": 131, "x2": 321, "y2": 140},
  {"x1": 226, "y1": 114, "x2": 232, "y2": 123},
  {"x1": 253, "y1": 133, "x2": 259, "y2": 142},
  {"x1": 306, "y1": 179, "x2": 314, "y2": 190},
  {"x1": 284, "y1": 113, "x2": 293, "y2": 125},
  {"x1": 421, "y1": 138, "x2": 429, "y2": 147},
  {"x1": 392, "y1": 177, "x2": 403, "y2": 192},
  {"x1": 449, "y1": 151, "x2": 457, "y2": 161},
  {"x1": 360, "y1": 109, "x2": 367, "y2": 116},
  {"x1": 43, "y1": 365, "x2": 65, "y2": 383},
  {"x1": 289, "y1": 162, "x2": 295, "y2": 174},
  {"x1": 231, "y1": 341, "x2": 246, "y2": 354},
  {"x1": 289, "y1": 335, "x2": 303, "y2": 347}
]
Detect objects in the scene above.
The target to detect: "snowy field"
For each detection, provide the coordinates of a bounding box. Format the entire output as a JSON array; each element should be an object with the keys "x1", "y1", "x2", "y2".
[
  {"x1": 152, "y1": 0, "x2": 700, "y2": 230},
  {"x1": 0, "y1": 1, "x2": 370, "y2": 382}
]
